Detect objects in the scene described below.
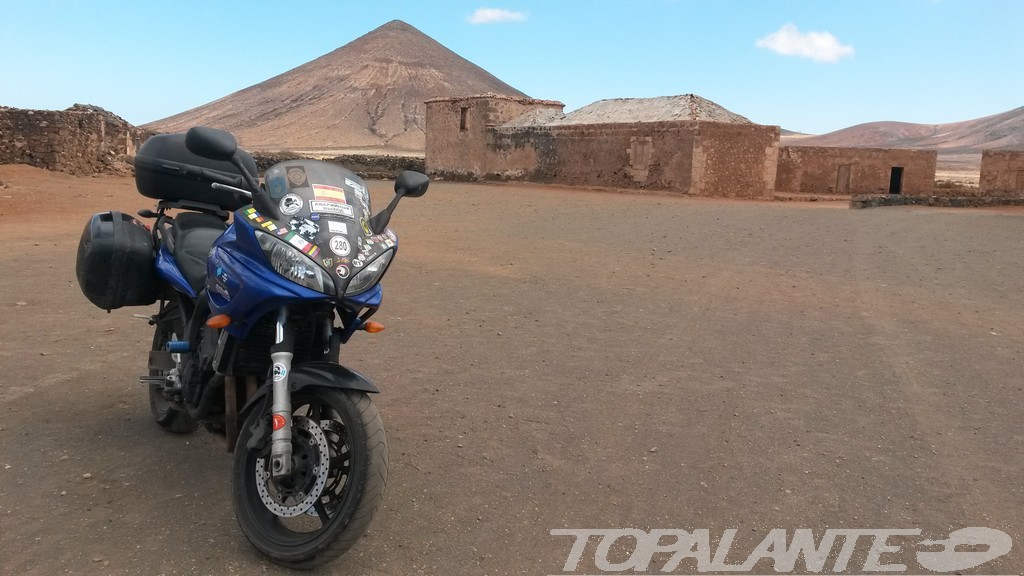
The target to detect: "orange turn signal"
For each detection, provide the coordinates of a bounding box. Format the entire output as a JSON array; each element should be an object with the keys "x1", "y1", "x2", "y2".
[
  {"x1": 206, "y1": 314, "x2": 231, "y2": 328},
  {"x1": 363, "y1": 321, "x2": 385, "y2": 333}
]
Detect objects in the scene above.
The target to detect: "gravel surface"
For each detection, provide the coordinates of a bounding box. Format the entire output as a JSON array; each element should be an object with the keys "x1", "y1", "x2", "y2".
[{"x1": 1, "y1": 166, "x2": 1022, "y2": 574}]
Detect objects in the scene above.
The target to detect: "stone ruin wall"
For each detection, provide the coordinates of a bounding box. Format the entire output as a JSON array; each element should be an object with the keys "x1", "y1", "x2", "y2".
[
  {"x1": 691, "y1": 122, "x2": 779, "y2": 198},
  {"x1": 979, "y1": 150, "x2": 1024, "y2": 196},
  {"x1": 420, "y1": 95, "x2": 1021, "y2": 201},
  {"x1": 487, "y1": 122, "x2": 698, "y2": 192},
  {"x1": 485, "y1": 122, "x2": 778, "y2": 198},
  {"x1": 776, "y1": 146, "x2": 937, "y2": 196},
  {"x1": 427, "y1": 96, "x2": 781, "y2": 198},
  {"x1": 0, "y1": 105, "x2": 147, "y2": 175},
  {"x1": 425, "y1": 95, "x2": 564, "y2": 178}
]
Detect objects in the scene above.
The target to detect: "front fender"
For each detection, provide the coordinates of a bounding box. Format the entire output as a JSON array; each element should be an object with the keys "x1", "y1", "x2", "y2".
[
  {"x1": 289, "y1": 361, "x2": 380, "y2": 394},
  {"x1": 238, "y1": 361, "x2": 379, "y2": 423}
]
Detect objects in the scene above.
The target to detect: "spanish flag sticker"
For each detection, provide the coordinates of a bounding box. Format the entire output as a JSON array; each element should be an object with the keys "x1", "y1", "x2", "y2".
[{"x1": 312, "y1": 184, "x2": 347, "y2": 204}]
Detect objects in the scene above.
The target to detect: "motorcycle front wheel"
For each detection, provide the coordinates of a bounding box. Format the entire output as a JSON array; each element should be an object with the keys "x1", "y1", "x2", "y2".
[{"x1": 232, "y1": 388, "x2": 388, "y2": 568}]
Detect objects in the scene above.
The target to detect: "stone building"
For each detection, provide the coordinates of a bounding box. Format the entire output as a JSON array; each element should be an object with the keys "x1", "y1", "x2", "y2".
[
  {"x1": 425, "y1": 94, "x2": 780, "y2": 198},
  {"x1": 775, "y1": 146, "x2": 937, "y2": 196},
  {"x1": 979, "y1": 150, "x2": 1024, "y2": 196},
  {"x1": 425, "y1": 93, "x2": 564, "y2": 180},
  {"x1": 0, "y1": 104, "x2": 146, "y2": 175}
]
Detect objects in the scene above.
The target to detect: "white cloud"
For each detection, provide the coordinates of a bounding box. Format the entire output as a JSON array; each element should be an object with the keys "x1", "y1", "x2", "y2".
[
  {"x1": 468, "y1": 8, "x2": 528, "y2": 24},
  {"x1": 756, "y1": 24, "x2": 854, "y2": 63}
]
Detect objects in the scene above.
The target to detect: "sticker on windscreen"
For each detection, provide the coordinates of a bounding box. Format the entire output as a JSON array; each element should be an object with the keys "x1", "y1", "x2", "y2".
[
  {"x1": 329, "y1": 236, "x2": 351, "y2": 257},
  {"x1": 266, "y1": 167, "x2": 288, "y2": 198},
  {"x1": 289, "y1": 217, "x2": 320, "y2": 242},
  {"x1": 286, "y1": 167, "x2": 309, "y2": 189},
  {"x1": 312, "y1": 184, "x2": 347, "y2": 204},
  {"x1": 310, "y1": 201, "x2": 354, "y2": 218},
  {"x1": 280, "y1": 194, "x2": 303, "y2": 216}
]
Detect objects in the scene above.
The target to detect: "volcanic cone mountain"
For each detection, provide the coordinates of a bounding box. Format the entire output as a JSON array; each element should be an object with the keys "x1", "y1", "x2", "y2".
[{"x1": 144, "y1": 20, "x2": 527, "y2": 154}]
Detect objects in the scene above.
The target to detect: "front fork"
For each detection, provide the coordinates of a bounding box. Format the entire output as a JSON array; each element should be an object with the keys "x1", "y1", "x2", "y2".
[{"x1": 269, "y1": 307, "x2": 294, "y2": 478}]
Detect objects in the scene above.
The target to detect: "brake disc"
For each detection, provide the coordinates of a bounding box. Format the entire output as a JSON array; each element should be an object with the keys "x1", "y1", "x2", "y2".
[{"x1": 254, "y1": 415, "x2": 331, "y2": 518}]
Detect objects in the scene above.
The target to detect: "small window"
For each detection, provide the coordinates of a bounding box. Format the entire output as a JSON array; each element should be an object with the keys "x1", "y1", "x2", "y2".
[
  {"x1": 630, "y1": 138, "x2": 651, "y2": 167},
  {"x1": 459, "y1": 107, "x2": 469, "y2": 132}
]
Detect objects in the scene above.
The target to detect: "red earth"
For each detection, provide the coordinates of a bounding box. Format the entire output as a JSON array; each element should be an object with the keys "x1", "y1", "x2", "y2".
[{"x1": 1, "y1": 165, "x2": 1022, "y2": 574}]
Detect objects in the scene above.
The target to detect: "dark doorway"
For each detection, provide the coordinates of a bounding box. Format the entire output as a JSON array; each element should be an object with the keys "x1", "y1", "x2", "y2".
[
  {"x1": 888, "y1": 167, "x2": 904, "y2": 195},
  {"x1": 459, "y1": 107, "x2": 469, "y2": 132},
  {"x1": 836, "y1": 164, "x2": 851, "y2": 194}
]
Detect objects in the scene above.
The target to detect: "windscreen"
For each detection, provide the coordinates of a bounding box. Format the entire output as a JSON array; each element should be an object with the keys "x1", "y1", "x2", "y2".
[{"x1": 255, "y1": 160, "x2": 396, "y2": 284}]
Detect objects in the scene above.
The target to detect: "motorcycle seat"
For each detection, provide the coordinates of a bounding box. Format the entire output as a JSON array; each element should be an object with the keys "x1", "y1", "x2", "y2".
[{"x1": 170, "y1": 212, "x2": 227, "y2": 294}]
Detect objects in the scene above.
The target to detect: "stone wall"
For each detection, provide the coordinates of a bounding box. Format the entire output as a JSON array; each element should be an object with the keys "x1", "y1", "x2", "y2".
[
  {"x1": 692, "y1": 122, "x2": 779, "y2": 198},
  {"x1": 252, "y1": 151, "x2": 424, "y2": 179},
  {"x1": 850, "y1": 194, "x2": 1024, "y2": 209},
  {"x1": 425, "y1": 94, "x2": 564, "y2": 177},
  {"x1": 979, "y1": 150, "x2": 1024, "y2": 196},
  {"x1": 0, "y1": 105, "x2": 146, "y2": 175},
  {"x1": 776, "y1": 146, "x2": 936, "y2": 196},
  {"x1": 426, "y1": 95, "x2": 780, "y2": 197},
  {"x1": 478, "y1": 121, "x2": 776, "y2": 197},
  {"x1": 487, "y1": 122, "x2": 700, "y2": 191}
]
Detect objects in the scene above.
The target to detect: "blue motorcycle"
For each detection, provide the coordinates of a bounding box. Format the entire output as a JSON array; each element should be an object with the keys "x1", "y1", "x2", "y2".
[{"x1": 76, "y1": 126, "x2": 427, "y2": 568}]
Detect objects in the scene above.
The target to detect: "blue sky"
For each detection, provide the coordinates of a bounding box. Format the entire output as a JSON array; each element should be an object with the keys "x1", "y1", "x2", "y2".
[{"x1": 1, "y1": 0, "x2": 1021, "y2": 134}]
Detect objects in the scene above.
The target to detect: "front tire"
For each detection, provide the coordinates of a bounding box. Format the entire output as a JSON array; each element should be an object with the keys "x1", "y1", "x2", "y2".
[{"x1": 232, "y1": 388, "x2": 388, "y2": 568}]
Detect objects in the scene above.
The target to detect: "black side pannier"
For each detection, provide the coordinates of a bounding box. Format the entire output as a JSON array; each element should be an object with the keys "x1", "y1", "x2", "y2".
[
  {"x1": 76, "y1": 211, "x2": 160, "y2": 310},
  {"x1": 134, "y1": 133, "x2": 257, "y2": 211}
]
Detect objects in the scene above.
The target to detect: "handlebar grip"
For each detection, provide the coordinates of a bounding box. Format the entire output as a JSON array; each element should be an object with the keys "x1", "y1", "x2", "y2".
[
  {"x1": 198, "y1": 167, "x2": 244, "y2": 187},
  {"x1": 163, "y1": 163, "x2": 247, "y2": 189}
]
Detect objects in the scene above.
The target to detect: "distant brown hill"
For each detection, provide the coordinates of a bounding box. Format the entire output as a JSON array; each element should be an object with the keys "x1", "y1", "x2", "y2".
[
  {"x1": 781, "y1": 106, "x2": 1024, "y2": 154},
  {"x1": 144, "y1": 20, "x2": 527, "y2": 154}
]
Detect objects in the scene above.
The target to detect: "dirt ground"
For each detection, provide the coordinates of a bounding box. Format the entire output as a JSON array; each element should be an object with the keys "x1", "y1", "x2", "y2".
[{"x1": 0, "y1": 165, "x2": 1022, "y2": 575}]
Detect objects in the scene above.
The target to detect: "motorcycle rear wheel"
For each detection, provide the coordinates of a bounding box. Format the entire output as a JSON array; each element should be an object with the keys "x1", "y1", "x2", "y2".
[
  {"x1": 148, "y1": 304, "x2": 198, "y2": 434},
  {"x1": 232, "y1": 388, "x2": 388, "y2": 568}
]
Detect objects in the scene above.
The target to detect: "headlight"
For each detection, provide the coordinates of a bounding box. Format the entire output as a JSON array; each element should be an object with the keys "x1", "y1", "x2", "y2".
[
  {"x1": 345, "y1": 249, "x2": 394, "y2": 295},
  {"x1": 256, "y1": 232, "x2": 336, "y2": 295}
]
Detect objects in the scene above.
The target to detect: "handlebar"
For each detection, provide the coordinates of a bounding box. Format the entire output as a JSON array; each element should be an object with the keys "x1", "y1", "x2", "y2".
[
  {"x1": 180, "y1": 164, "x2": 244, "y2": 187},
  {"x1": 175, "y1": 164, "x2": 256, "y2": 200},
  {"x1": 211, "y1": 182, "x2": 254, "y2": 199}
]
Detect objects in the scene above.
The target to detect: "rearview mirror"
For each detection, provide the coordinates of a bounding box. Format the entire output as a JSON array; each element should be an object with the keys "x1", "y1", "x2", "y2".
[
  {"x1": 369, "y1": 171, "x2": 431, "y2": 233},
  {"x1": 185, "y1": 126, "x2": 238, "y2": 162},
  {"x1": 184, "y1": 126, "x2": 261, "y2": 194},
  {"x1": 395, "y1": 170, "x2": 429, "y2": 198}
]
